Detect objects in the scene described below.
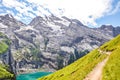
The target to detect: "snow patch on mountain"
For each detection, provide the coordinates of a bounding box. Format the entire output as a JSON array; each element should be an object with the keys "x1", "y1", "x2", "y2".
[
  {"x1": 15, "y1": 26, "x2": 39, "y2": 33},
  {"x1": 47, "y1": 22, "x2": 61, "y2": 32},
  {"x1": 54, "y1": 17, "x2": 71, "y2": 27},
  {"x1": 0, "y1": 23, "x2": 8, "y2": 28},
  {"x1": 60, "y1": 46, "x2": 74, "y2": 53}
]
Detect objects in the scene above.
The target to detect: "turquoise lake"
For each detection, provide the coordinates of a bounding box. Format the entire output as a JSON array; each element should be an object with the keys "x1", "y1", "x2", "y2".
[{"x1": 17, "y1": 72, "x2": 52, "y2": 80}]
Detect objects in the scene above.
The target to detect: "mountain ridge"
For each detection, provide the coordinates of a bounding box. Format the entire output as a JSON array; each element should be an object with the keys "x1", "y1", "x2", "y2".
[{"x1": 0, "y1": 14, "x2": 120, "y2": 73}]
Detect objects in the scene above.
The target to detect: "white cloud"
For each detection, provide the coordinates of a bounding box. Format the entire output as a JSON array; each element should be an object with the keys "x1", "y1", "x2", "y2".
[
  {"x1": 1, "y1": 0, "x2": 114, "y2": 26},
  {"x1": 6, "y1": 10, "x2": 15, "y2": 15},
  {"x1": 2, "y1": 0, "x2": 23, "y2": 8},
  {"x1": 26, "y1": 0, "x2": 113, "y2": 26},
  {"x1": 109, "y1": 1, "x2": 120, "y2": 15},
  {"x1": 15, "y1": 6, "x2": 35, "y2": 18},
  {"x1": 2, "y1": 0, "x2": 36, "y2": 24}
]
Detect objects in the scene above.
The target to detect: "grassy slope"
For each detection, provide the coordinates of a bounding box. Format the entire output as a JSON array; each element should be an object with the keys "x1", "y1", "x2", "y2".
[
  {"x1": 0, "y1": 42, "x2": 14, "y2": 79},
  {"x1": 0, "y1": 32, "x2": 14, "y2": 79},
  {"x1": 100, "y1": 35, "x2": 120, "y2": 80},
  {"x1": 0, "y1": 32, "x2": 9, "y2": 54},
  {"x1": 38, "y1": 49, "x2": 107, "y2": 80},
  {"x1": 0, "y1": 41, "x2": 8, "y2": 54},
  {"x1": 38, "y1": 34, "x2": 120, "y2": 80},
  {"x1": 0, "y1": 65, "x2": 14, "y2": 79}
]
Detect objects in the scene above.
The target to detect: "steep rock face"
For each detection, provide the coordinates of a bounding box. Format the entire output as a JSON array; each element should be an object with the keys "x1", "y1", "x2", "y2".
[
  {"x1": 95, "y1": 25, "x2": 120, "y2": 37},
  {"x1": 0, "y1": 14, "x2": 25, "y2": 28},
  {"x1": 1, "y1": 46, "x2": 16, "y2": 74},
  {"x1": 114, "y1": 26, "x2": 120, "y2": 36},
  {"x1": 0, "y1": 33, "x2": 16, "y2": 79},
  {"x1": 0, "y1": 14, "x2": 26, "y2": 39},
  {"x1": 0, "y1": 14, "x2": 120, "y2": 72},
  {"x1": 21, "y1": 15, "x2": 114, "y2": 71},
  {"x1": 29, "y1": 15, "x2": 112, "y2": 52},
  {"x1": 0, "y1": 32, "x2": 16, "y2": 74}
]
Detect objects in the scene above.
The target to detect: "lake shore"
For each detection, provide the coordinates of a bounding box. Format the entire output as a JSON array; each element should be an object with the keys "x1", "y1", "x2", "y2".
[
  {"x1": 17, "y1": 71, "x2": 52, "y2": 80},
  {"x1": 17, "y1": 68, "x2": 55, "y2": 75}
]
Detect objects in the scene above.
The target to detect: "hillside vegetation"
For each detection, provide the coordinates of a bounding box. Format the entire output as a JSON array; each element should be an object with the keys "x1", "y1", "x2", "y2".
[
  {"x1": 0, "y1": 41, "x2": 8, "y2": 54},
  {"x1": 100, "y1": 35, "x2": 120, "y2": 80},
  {"x1": 0, "y1": 65, "x2": 14, "y2": 79},
  {"x1": 0, "y1": 32, "x2": 14, "y2": 79},
  {"x1": 38, "y1": 35, "x2": 120, "y2": 80},
  {"x1": 0, "y1": 42, "x2": 14, "y2": 79},
  {"x1": 0, "y1": 32, "x2": 9, "y2": 54}
]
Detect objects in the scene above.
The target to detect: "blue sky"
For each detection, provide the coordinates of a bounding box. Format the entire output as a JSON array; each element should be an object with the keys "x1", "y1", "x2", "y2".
[
  {"x1": 0, "y1": 0, "x2": 120, "y2": 27},
  {"x1": 96, "y1": 0, "x2": 120, "y2": 27}
]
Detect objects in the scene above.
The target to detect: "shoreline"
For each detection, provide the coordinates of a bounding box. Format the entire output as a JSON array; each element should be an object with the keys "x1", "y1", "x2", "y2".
[
  {"x1": 17, "y1": 68, "x2": 54, "y2": 75},
  {"x1": 17, "y1": 71, "x2": 52, "y2": 80},
  {"x1": 17, "y1": 68, "x2": 40, "y2": 75}
]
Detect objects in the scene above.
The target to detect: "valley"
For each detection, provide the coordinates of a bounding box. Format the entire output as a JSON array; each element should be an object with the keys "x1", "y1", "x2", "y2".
[{"x1": 0, "y1": 14, "x2": 120, "y2": 80}]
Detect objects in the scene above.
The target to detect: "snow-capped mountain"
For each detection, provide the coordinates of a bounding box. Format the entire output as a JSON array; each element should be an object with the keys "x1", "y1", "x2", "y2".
[{"x1": 0, "y1": 14, "x2": 120, "y2": 72}]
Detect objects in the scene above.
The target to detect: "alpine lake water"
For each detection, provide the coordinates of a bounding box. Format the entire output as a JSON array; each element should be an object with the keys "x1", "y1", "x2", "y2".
[{"x1": 17, "y1": 72, "x2": 52, "y2": 80}]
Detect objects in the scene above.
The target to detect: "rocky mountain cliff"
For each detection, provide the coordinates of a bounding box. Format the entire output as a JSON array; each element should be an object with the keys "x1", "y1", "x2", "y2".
[
  {"x1": 94, "y1": 25, "x2": 120, "y2": 37},
  {"x1": 0, "y1": 14, "x2": 120, "y2": 72},
  {"x1": 0, "y1": 32, "x2": 15, "y2": 79}
]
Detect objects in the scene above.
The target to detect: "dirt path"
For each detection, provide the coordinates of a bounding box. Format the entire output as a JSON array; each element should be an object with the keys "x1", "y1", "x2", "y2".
[
  {"x1": 84, "y1": 49, "x2": 111, "y2": 80},
  {"x1": 84, "y1": 58, "x2": 108, "y2": 80}
]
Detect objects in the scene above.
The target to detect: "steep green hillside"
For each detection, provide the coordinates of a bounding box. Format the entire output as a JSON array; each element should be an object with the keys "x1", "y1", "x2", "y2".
[
  {"x1": 0, "y1": 65, "x2": 14, "y2": 79},
  {"x1": 100, "y1": 35, "x2": 120, "y2": 80},
  {"x1": 38, "y1": 35, "x2": 120, "y2": 80}
]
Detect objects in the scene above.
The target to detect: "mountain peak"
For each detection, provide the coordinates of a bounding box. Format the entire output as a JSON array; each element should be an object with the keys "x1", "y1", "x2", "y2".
[
  {"x1": 4, "y1": 14, "x2": 14, "y2": 19},
  {"x1": 71, "y1": 19, "x2": 84, "y2": 26},
  {"x1": 29, "y1": 16, "x2": 45, "y2": 26},
  {"x1": 101, "y1": 24, "x2": 113, "y2": 27},
  {"x1": 100, "y1": 25, "x2": 114, "y2": 30},
  {"x1": 0, "y1": 14, "x2": 25, "y2": 27}
]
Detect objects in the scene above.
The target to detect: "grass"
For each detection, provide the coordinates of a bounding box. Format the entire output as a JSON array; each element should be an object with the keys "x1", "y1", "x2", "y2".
[
  {"x1": 102, "y1": 48, "x2": 120, "y2": 80},
  {"x1": 0, "y1": 65, "x2": 14, "y2": 79},
  {"x1": 100, "y1": 35, "x2": 120, "y2": 51},
  {"x1": 38, "y1": 49, "x2": 107, "y2": 80},
  {"x1": 0, "y1": 32, "x2": 10, "y2": 54},
  {"x1": 0, "y1": 32, "x2": 14, "y2": 79},
  {"x1": 0, "y1": 41, "x2": 8, "y2": 54},
  {"x1": 101, "y1": 35, "x2": 120, "y2": 80}
]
